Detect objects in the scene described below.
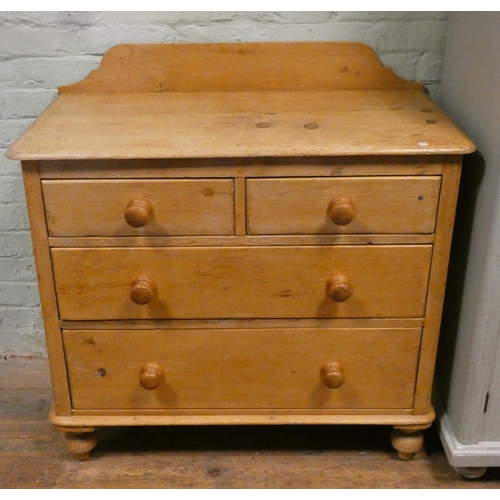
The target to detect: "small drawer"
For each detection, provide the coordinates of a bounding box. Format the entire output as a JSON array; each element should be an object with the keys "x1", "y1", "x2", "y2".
[
  {"x1": 52, "y1": 245, "x2": 432, "y2": 321},
  {"x1": 63, "y1": 327, "x2": 421, "y2": 410},
  {"x1": 246, "y1": 176, "x2": 441, "y2": 235},
  {"x1": 42, "y1": 179, "x2": 235, "y2": 237}
]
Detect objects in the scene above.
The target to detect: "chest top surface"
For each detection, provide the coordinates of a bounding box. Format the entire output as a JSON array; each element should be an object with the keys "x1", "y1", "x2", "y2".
[{"x1": 6, "y1": 42, "x2": 474, "y2": 161}]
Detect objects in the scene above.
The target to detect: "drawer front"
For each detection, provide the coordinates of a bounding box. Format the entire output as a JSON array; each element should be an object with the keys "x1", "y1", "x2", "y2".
[
  {"x1": 42, "y1": 179, "x2": 235, "y2": 237},
  {"x1": 63, "y1": 328, "x2": 421, "y2": 410},
  {"x1": 246, "y1": 176, "x2": 441, "y2": 235},
  {"x1": 52, "y1": 246, "x2": 432, "y2": 320}
]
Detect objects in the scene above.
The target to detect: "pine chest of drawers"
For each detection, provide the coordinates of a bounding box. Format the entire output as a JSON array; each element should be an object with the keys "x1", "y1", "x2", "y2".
[{"x1": 6, "y1": 42, "x2": 475, "y2": 460}]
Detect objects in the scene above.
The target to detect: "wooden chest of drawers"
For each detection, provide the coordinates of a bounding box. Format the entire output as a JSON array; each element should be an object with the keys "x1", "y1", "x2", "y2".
[{"x1": 6, "y1": 42, "x2": 475, "y2": 460}]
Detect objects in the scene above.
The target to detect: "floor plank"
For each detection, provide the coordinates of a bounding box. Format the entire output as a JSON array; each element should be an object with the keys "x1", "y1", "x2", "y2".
[
  {"x1": 0, "y1": 388, "x2": 54, "y2": 421},
  {"x1": 1, "y1": 360, "x2": 499, "y2": 489},
  {"x1": 0, "y1": 458, "x2": 61, "y2": 488},
  {"x1": 53, "y1": 425, "x2": 500, "y2": 489},
  {"x1": 0, "y1": 359, "x2": 51, "y2": 389}
]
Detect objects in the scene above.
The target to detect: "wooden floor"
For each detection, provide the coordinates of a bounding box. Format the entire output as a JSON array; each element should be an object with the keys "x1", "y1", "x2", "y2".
[{"x1": 1, "y1": 359, "x2": 499, "y2": 489}]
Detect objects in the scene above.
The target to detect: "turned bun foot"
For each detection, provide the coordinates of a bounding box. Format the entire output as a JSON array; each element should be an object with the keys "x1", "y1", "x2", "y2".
[
  {"x1": 64, "y1": 430, "x2": 97, "y2": 460},
  {"x1": 391, "y1": 427, "x2": 425, "y2": 461}
]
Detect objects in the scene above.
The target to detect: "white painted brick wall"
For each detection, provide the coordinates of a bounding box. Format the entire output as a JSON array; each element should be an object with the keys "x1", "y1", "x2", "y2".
[{"x1": 0, "y1": 11, "x2": 449, "y2": 357}]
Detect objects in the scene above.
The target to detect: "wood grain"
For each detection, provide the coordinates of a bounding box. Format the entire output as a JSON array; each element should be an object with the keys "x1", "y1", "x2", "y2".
[
  {"x1": 47, "y1": 234, "x2": 435, "y2": 247},
  {"x1": 414, "y1": 157, "x2": 463, "y2": 414},
  {"x1": 6, "y1": 91, "x2": 475, "y2": 161},
  {"x1": 0, "y1": 360, "x2": 51, "y2": 389},
  {"x1": 50, "y1": 434, "x2": 498, "y2": 489},
  {"x1": 3, "y1": 362, "x2": 499, "y2": 488},
  {"x1": 247, "y1": 176, "x2": 441, "y2": 235},
  {"x1": 38, "y1": 156, "x2": 445, "y2": 179},
  {"x1": 42, "y1": 179, "x2": 235, "y2": 237},
  {"x1": 58, "y1": 42, "x2": 420, "y2": 93},
  {"x1": 21, "y1": 161, "x2": 72, "y2": 416},
  {"x1": 62, "y1": 328, "x2": 421, "y2": 410},
  {"x1": 234, "y1": 177, "x2": 246, "y2": 236},
  {"x1": 58, "y1": 317, "x2": 425, "y2": 331},
  {"x1": 5, "y1": 42, "x2": 475, "y2": 462},
  {"x1": 51, "y1": 245, "x2": 432, "y2": 321}
]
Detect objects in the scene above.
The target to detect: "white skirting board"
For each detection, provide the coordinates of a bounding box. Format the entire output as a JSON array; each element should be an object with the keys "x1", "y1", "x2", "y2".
[{"x1": 433, "y1": 394, "x2": 500, "y2": 467}]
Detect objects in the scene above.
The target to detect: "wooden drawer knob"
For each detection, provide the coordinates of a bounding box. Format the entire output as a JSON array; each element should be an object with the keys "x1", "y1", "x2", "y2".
[
  {"x1": 328, "y1": 197, "x2": 356, "y2": 226},
  {"x1": 327, "y1": 274, "x2": 352, "y2": 302},
  {"x1": 125, "y1": 198, "x2": 152, "y2": 228},
  {"x1": 130, "y1": 276, "x2": 156, "y2": 305},
  {"x1": 321, "y1": 362, "x2": 345, "y2": 389},
  {"x1": 139, "y1": 362, "x2": 163, "y2": 390}
]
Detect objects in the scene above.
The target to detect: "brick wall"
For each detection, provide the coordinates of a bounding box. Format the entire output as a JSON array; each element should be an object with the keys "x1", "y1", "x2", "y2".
[{"x1": 0, "y1": 11, "x2": 449, "y2": 357}]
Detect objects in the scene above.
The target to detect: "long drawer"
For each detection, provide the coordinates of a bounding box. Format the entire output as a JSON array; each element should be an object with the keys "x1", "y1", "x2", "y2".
[
  {"x1": 246, "y1": 176, "x2": 441, "y2": 235},
  {"x1": 42, "y1": 179, "x2": 235, "y2": 237},
  {"x1": 63, "y1": 328, "x2": 422, "y2": 410},
  {"x1": 52, "y1": 245, "x2": 432, "y2": 320}
]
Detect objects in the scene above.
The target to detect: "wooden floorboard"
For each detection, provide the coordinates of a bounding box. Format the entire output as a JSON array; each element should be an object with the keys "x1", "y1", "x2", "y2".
[{"x1": 1, "y1": 359, "x2": 499, "y2": 489}]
